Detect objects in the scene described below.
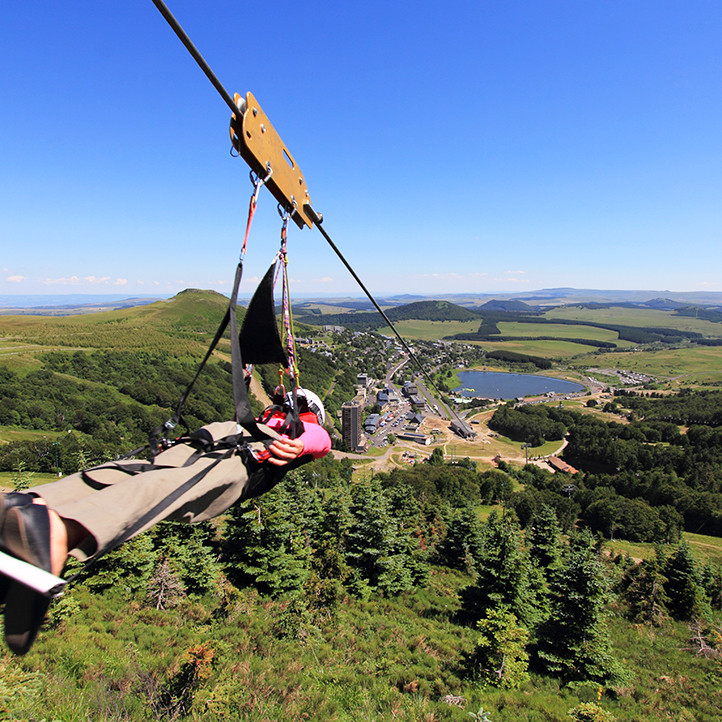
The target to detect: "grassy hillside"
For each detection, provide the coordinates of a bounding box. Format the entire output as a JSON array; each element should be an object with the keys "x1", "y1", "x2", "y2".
[{"x1": 0, "y1": 289, "x2": 233, "y2": 370}]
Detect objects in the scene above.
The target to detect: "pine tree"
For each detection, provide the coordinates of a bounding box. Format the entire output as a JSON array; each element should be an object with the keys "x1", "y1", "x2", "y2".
[
  {"x1": 699, "y1": 562, "x2": 722, "y2": 610},
  {"x1": 459, "y1": 511, "x2": 540, "y2": 628},
  {"x1": 664, "y1": 543, "x2": 708, "y2": 621},
  {"x1": 150, "y1": 521, "x2": 221, "y2": 595},
  {"x1": 436, "y1": 504, "x2": 487, "y2": 574},
  {"x1": 619, "y1": 554, "x2": 669, "y2": 626},
  {"x1": 82, "y1": 533, "x2": 158, "y2": 596},
  {"x1": 535, "y1": 530, "x2": 622, "y2": 684},
  {"x1": 527, "y1": 504, "x2": 563, "y2": 580},
  {"x1": 222, "y1": 472, "x2": 318, "y2": 597},
  {"x1": 344, "y1": 477, "x2": 423, "y2": 597},
  {"x1": 467, "y1": 606, "x2": 530, "y2": 688}
]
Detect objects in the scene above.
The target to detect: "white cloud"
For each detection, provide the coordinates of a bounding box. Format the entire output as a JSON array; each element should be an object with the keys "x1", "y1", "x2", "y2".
[
  {"x1": 42, "y1": 275, "x2": 112, "y2": 286},
  {"x1": 492, "y1": 276, "x2": 530, "y2": 284},
  {"x1": 114, "y1": 278, "x2": 128, "y2": 286},
  {"x1": 504, "y1": 270, "x2": 527, "y2": 276},
  {"x1": 6, "y1": 275, "x2": 25, "y2": 283}
]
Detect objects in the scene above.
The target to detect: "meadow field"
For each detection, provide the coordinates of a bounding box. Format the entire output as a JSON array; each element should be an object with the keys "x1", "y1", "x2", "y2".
[
  {"x1": 497, "y1": 321, "x2": 631, "y2": 344},
  {"x1": 606, "y1": 532, "x2": 722, "y2": 566},
  {"x1": 377, "y1": 307, "x2": 722, "y2": 387},
  {"x1": 571, "y1": 345, "x2": 722, "y2": 386},
  {"x1": 545, "y1": 306, "x2": 722, "y2": 338},
  {"x1": 377, "y1": 319, "x2": 480, "y2": 340}
]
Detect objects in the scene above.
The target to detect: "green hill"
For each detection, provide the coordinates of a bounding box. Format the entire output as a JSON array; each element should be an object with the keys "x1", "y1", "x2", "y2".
[
  {"x1": 296, "y1": 299, "x2": 480, "y2": 329},
  {"x1": 0, "y1": 288, "x2": 234, "y2": 358},
  {"x1": 477, "y1": 299, "x2": 536, "y2": 312},
  {"x1": 0, "y1": 289, "x2": 359, "y2": 468}
]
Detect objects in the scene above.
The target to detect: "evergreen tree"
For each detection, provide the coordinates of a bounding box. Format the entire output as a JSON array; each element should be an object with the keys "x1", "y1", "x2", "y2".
[
  {"x1": 222, "y1": 473, "x2": 318, "y2": 597},
  {"x1": 150, "y1": 521, "x2": 221, "y2": 595},
  {"x1": 81, "y1": 533, "x2": 158, "y2": 596},
  {"x1": 535, "y1": 530, "x2": 622, "y2": 684},
  {"x1": 345, "y1": 477, "x2": 423, "y2": 597},
  {"x1": 619, "y1": 554, "x2": 669, "y2": 626},
  {"x1": 459, "y1": 511, "x2": 540, "y2": 628},
  {"x1": 527, "y1": 504, "x2": 564, "y2": 581},
  {"x1": 664, "y1": 543, "x2": 708, "y2": 621},
  {"x1": 467, "y1": 606, "x2": 530, "y2": 688},
  {"x1": 435, "y1": 504, "x2": 487, "y2": 574},
  {"x1": 699, "y1": 562, "x2": 722, "y2": 610}
]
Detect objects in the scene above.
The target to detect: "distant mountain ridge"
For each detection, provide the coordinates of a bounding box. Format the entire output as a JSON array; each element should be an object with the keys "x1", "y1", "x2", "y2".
[{"x1": 3, "y1": 287, "x2": 722, "y2": 317}]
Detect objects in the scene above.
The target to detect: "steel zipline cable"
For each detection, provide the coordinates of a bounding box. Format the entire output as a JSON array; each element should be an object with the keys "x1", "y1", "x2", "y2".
[{"x1": 150, "y1": 0, "x2": 467, "y2": 429}]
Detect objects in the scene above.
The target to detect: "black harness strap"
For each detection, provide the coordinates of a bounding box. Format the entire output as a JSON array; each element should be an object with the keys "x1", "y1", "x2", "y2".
[
  {"x1": 66, "y1": 445, "x2": 239, "y2": 584},
  {"x1": 228, "y1": 262, "x2": 273, "y2": 442},
  {"x1": 148, "y1": 258, "x2": 275, "y2": 454}
]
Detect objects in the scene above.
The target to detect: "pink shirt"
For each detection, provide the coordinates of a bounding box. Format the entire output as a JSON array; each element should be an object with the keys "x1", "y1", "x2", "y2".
[{"x1": 265, "y1": 413, "x2": 331, "y2": 460}]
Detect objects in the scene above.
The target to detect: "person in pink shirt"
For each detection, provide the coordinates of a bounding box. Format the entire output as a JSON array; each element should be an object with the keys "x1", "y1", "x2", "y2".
[{"x1": 0, "y1": 388, "x2": 331, "y2": 654}]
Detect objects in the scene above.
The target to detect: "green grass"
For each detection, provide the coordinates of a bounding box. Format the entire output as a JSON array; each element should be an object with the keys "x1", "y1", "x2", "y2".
[
  {"x1": 5, "y1": 567, "x2": 722, "y2": 721},
  {"x1": 498, "y1": 435, "x2": 566, "y2": 459},
  {"x1": 605, "y1": 539, "x2": 657, "y2": 562},
  {"x1": 544, "y1": 306, "x2": 722, "y2": 337},
  {"x1": 497, "y1": 321, "x2": 624, "y2": 343},
  {"x1": 683, "y1": 532, "x2": 722, "y2": 566},
  {"x1": 478, "y1": 337, "x2": 601, "y2": 359},
  {"x1": 0, "y1": 471, "x2": 63, "y2": 491},
  {"x1": 0, "y1": 426, "x2": 68, "y2": 444},
  {"x1": 605, "y1": 532, "x2": 722, "y2": 566},
  {"x1": 571, "y1": 345, "x2": 722, "y2": 386},
  {"x1": 377, "y1": 319, "x2": 481, "y2": 340},
  {"x1": 477, "y1": 503, "x2": 503, "y2": 521}
]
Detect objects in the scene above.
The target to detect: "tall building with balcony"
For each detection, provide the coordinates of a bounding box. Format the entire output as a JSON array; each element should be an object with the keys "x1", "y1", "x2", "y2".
[{"x1": 342, "y1": 399, "x2": 363, "y2": 451}]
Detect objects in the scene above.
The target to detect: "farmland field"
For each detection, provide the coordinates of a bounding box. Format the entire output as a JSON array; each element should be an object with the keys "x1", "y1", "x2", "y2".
[
  {"x1": 377, "y1": 319, "x2": 480, "y2": 340},
  {"x1": 497, "y1": 321, "x2": 630, "y2": 344},
  {"x1": 476, "y1": 337, "x2": 600, "y2": 358},
  {"x1": 545, "y1": 306, "x2": 722, "y2": 337},
  {"x1": 570, "y1": 345, "x2": 722, "y2": 386}
]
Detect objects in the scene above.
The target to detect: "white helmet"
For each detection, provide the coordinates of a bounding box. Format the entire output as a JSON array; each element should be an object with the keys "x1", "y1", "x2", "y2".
[{"x1": 287, "y1": 387, "x2": 325, "y2": 425}]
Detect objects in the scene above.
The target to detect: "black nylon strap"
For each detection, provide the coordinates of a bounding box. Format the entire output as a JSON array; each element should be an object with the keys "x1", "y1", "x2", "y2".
[
  {"x1": 66, "y1": 446, "x2": 237, "y2": 584},
  {"x1": 148, "y1": 259, "x2": 273, "y2": 452},
  {"x1": 228, "y1": 263, "x2": 273, "y2": 441}
]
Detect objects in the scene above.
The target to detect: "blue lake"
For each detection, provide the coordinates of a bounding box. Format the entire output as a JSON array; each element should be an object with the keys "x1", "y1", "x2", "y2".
[{"x1": 454, "y1": 370, "x2": 585, "y2": 400}]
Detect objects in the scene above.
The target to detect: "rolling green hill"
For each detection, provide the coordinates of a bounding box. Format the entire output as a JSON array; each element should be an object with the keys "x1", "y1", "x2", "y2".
[{"x1": 296, "y1": 299, "x2": 481, "y2": 329}]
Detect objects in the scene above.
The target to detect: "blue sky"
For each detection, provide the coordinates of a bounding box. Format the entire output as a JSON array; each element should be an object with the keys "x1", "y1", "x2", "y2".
[{"x1": 2, "y1": 1, "x2": 721, "y2": 298}]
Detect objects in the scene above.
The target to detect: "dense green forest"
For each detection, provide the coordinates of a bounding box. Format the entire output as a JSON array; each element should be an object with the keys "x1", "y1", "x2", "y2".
[{"x1": 488, "y1": 391, "x2": 722, "y2": 540}]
